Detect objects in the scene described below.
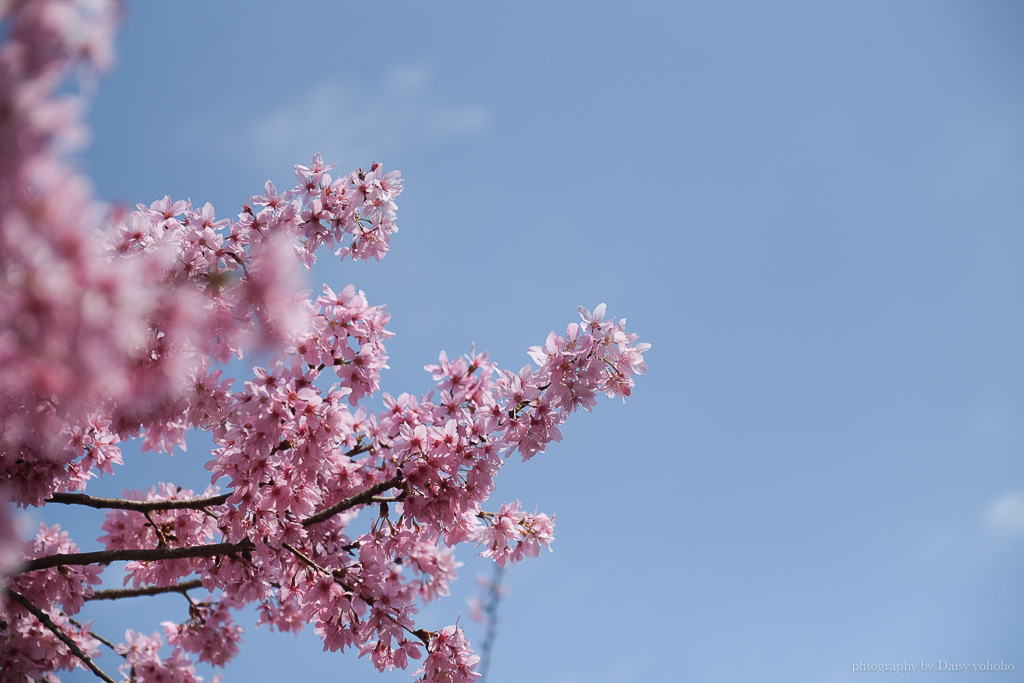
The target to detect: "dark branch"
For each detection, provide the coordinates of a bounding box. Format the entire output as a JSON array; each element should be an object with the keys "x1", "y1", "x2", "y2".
[
  {"x1": 5, "y1": 589, "x2": 117, "y2": 683},
  {"x1": 86, "y1": 579, "x2": 204, "y2": 602},
  {"x1": 347, "y1": 442, "x2": 372, "y2": 457},
  {"x1": 302, "y1": 474, "x2": 403, "y2": 527},
  {"x1": 12, "y1": 539, "x2": 255, "y2": 575},
  {"x1": 14, "y1": 477, "x2": 401, "y2": 576},
  {"x1": 46, "y1": 491, "x2": 230, "y2": 512}
]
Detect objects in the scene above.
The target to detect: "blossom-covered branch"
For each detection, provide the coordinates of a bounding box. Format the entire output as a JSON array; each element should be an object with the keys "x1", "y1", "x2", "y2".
[
  {"x1": 12, "y1": 539, "x2": 256, "y2": 575},
  {"x1": 5, "y1": 589, "x2": 117, "y2": 683}
]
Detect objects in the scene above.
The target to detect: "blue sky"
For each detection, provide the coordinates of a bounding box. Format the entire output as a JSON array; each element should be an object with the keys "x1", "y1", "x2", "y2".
[{"x1": 41, "y1": 1, "x2": 1024, "y2": 681}]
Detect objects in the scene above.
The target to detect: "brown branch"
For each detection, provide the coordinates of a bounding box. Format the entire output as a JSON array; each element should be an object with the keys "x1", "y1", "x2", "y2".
[
  {"x1": 86, "y1": 579, "x2": 204, "y2": 602},
  {"x1": 302, "y1": 474, "x2": 403, "y2": 527},
  {"x1": 347, "y1": 442, "x2": 372, "y2": 457},
  {"x1": 46, "y1": 491, "x2": 230, "y2": 512},
  {"x1": 4, "y1": 589, "x2": 117, "y2": 683},
  {"x1": 370, "y1": 495, "x2": 405, "y2": 504},
  {"x1": 11, "y1": 539, "x2": 255, "y2": 575}
]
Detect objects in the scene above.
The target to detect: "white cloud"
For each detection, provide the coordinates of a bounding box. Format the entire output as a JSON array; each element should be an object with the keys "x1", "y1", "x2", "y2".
[
  {"x1": 983, "y1": 490, "x2": 1024, "y2": 539},
  {"x1": 384, "y1": 63, "x2": 434, "y2": 94},
  {"x1": 426, "y1": 105, "x2": 489, "y2": 138},
  {"x1": 243, "y1": 63, "x2": 488, "y2": 172}
]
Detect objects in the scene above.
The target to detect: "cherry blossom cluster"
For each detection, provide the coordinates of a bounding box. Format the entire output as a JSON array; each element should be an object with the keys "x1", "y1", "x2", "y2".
[
  {"x1": 473, "y1": 501, "x2": 555, "y2": 568},
  {"x1": 1, "y1": 524, "x2": 102, "y2": 681},
  {"x1": 3, "y1": 295, "x2": 647, "y2": 681},
  {"x1": 113, "y1": 628, "x2": 223, "y2": 683},
  {"x1": 163, "y1": 599, "x2": 242, "y2": 668},
  {"x1": 0, "y1": 0, "x2": 130, "y2": 492},
  {"x1": 0, "y1": 1, "x2": 650, "y2": 681},
  {"x1": 416, "y1": 625, "x2": 481, "y2": 683}
]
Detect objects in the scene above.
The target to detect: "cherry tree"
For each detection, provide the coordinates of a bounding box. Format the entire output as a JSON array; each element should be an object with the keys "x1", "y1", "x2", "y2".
[{"x1": 0, "y1": 2, "x2": 649, "y2": 681}]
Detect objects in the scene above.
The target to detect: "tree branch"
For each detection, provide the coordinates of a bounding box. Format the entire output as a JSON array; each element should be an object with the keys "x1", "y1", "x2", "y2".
[
  {"x1": 15, "y1": 477, "x2": 401, "y2": 576},
  {"x1": 86, "y1": 579, "x2": 204, "y2": 602},
  {"x1": 302, "y1": 474, "x2": 403, "y2": 527},
  {"x1": 47, "y1": 491, "x2": 230, "y2": 512},
  {"x1": 12, "y1": 539, "x2": 255, "y2": 575},
  {"x1": 4, "y1": 589, "x2": 117, "y2": 683},
  {"x1": 370, "y1": 495, "x2": 405, "y2": 503}
]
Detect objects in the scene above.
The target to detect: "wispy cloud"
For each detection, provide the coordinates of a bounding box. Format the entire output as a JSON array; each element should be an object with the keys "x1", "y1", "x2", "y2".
[
  {"x1": 983, "y1": 490, "x2": 1024, "y2": 539},
  {"x1": 912, "y1": 489, "x2": 1024, "y2": 567},
  {"x1": 243, "y1": 63, "x2": 489, "y2": 172}
]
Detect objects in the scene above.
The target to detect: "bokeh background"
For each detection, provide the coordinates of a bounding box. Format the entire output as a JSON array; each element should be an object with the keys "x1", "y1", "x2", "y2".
[{"x1": 39, "y1": 1, "x2": 1024, "y2": 681}]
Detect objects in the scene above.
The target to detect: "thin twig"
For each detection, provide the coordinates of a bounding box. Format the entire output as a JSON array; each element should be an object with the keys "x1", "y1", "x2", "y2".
[
  {"x1": 477, "y1": 564, "x2": 505, "y2": 683},
  {"x1": 143, "y1": 511, "x2": 170, "y2": 549},
  {"x1": 86, "y1": 579, "x2": 204, "y2": 602},
  {"x1": 5, "y1": 589, "x2": 117, "y2": 683},
  {"x1": 280, "y1": 542, "x2": 330, "y2": 574},
  {"x1": 68, "y1": 618, "x2": 120, "y2": 654}
]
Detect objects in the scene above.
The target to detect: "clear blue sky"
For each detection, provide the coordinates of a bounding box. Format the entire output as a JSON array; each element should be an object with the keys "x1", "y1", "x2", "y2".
[{"x1": 43, "y1": 1, "x2": 1024, "y2": 681}]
